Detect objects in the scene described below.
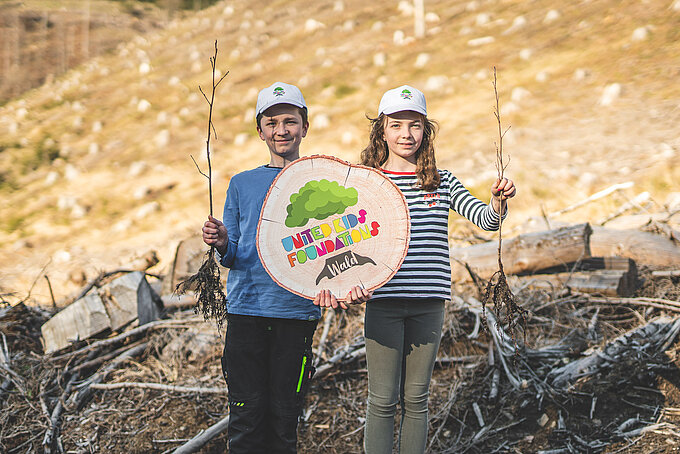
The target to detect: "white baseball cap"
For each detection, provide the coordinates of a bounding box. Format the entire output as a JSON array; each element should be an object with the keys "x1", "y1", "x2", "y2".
[
  {"x1": 378, "y1": 85, "x2": 427, "y2": 116},
  {"x1": 256, "y1": 82, "x2": 307, "y2": 116}
]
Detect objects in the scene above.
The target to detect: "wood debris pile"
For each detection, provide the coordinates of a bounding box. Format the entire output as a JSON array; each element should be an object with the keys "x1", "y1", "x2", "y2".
[{"x1": 1, "y1": 216, "x2": 680, "y2": 453}]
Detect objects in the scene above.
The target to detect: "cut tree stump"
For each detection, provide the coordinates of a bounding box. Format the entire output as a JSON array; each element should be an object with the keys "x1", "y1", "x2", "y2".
[
  {"x1": 451, "y1": 223, "x2": 593, "y2": 281},
  {"x1": 41, "y1": 291, "x2": 109, "y2": 354},
  {"x1": 41, "y1": 272, "x2": 162, "y2": 354}
]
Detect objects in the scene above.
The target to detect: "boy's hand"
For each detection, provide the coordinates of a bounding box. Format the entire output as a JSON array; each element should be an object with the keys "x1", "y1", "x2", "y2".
[
  {"x1": 202, "y1": 215, "x2": 229, "y2": 253},
  {"x1": 491, "y1": 178, "x2": 516, "y2": 215},
  {"x1": 313, "y1": 289, "x2": 348, "y2": 310}
]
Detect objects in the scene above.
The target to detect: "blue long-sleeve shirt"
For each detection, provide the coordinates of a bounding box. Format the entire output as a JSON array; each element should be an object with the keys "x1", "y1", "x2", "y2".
[{"x1": 219, "y1": 165, "x2": 321, "y2": 321}]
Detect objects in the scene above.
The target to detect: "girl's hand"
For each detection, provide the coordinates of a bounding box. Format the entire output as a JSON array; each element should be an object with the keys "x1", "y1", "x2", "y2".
[
  {"x1": 313, "y1": 286, "x2": 371, "y2": 310},
  {"x1": 346, "y1": 286, "x2": 372, "y2": 305},
  {"x1": 202, "y1": 215, "x2": 229, "y2": 253},
  {"x1": 313, "y1": 289, "x2": 349, "y2": 310},
  {"x1": 491, "y1": 178, "x2": 516, "y2": 215}
]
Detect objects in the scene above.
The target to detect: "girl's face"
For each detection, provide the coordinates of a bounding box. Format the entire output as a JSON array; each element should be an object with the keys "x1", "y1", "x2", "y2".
[{"x1": 382, "y1": 111, "x2": 424, "y2": 164}]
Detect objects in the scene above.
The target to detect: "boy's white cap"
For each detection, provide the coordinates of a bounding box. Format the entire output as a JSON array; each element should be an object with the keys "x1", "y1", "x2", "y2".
[
  {"x1": 256, "y1": 82, "x2": 307, "y2": 116},
  {"x1": 378, "y1": 85, "x2": 427, "y2": 116}
]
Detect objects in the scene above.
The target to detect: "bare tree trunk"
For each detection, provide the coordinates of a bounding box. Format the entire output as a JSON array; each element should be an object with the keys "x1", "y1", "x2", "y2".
[
  {"x1": 82, "y1": 0, "x2": 90, "y2": 60},
  {"x1": 58, "y1": 17, "x2": 66, "y2": 74},
  {"x1": 414, "y1": 0, "x2": 425, "y2": 38},
  {"x1": 12, "y1": 10, "x2": 20, "y2": 97}
]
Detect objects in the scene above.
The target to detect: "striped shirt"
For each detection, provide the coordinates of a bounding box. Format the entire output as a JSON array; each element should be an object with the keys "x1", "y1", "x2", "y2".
[{"x1": 372, "y1": 169, "x2": 503, "y2": 301}]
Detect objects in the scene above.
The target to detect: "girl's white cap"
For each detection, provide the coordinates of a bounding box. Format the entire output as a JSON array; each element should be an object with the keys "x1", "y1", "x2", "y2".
[
  {"x1": 378, "y1": 85, "x2": 427, "y2": 116},
  {"x1": 256, "y1": 82, "x2": 307, "y2": 116}
]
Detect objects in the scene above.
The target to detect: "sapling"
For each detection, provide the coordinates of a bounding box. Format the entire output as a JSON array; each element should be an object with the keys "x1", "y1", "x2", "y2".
[
  {"x1": 175, "y1": 41, "x2": 228, "y2": 327},
  {"x1": 482, "y1": 67, "x2": 528, "y2": 351}
]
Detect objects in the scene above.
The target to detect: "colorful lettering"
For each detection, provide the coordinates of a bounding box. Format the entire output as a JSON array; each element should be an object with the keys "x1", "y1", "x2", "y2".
[
  {"x1": 301, "y1": 229, "x2": 313, "y2": 244},
  {"x1": 335, "y1": 237, "x2": 346, "y2": 250},
  {"x1": 287, "y1": 252, "x2": 297, "y2": 267},
  {"x1": 316, "y1": 241, "x2": 328, "y2": 257},
  {"x1": 305, "y1": 245, "x2": 318, "y2": 260},
  {"x1": 337, "y1": 231, "x2": 352, "y2": 245},
  {"x1": 310, "y1": 225, "x2": 324, "y2": 240},
  {"x1": 333, "y1": 218, "x2": 346, "y2": 233},
  {"x1": 358, "y1": 224, "x2": 372, "y2": 240},
  {"x1": 279, "y1": 208, "x2": 381, "y2": 268},
  {"x1": 282, "y1": 237, "x2": 294, "y2": 252},
  {"x1": 292, "y1": 233, "x2": 304, "y2": 249}
]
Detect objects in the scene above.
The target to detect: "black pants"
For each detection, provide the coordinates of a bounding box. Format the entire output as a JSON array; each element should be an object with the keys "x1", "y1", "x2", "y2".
[{"x1": 222, "y1": 314, "x2": 317, "y2": 454}]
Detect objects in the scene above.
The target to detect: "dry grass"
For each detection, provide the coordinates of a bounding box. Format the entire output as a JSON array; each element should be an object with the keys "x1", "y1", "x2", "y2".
[{"x1": 0, "y1": 0, "x2": 679, "y2": 303}]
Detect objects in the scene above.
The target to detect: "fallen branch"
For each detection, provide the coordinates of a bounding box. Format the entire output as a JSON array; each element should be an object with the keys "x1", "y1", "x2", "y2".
[
  {"x1": 598, "y1": 191, "x2": 651, "y2": 225},
  {"x1": 70, "y1": 342, "x2": 148, "y2": 410},
  {"x1": 585, "y1": 296, "x2": 680, "y2": 313},
  {"x1": 314, "y1": 308, "x2": 335, "y2": 366},
  {"x1": 549, "y1": 182, "x2": 634, "y2": 218},
  {"x1": 90, "y1": 382, "x2": 225, "y2": 394},
  {"x1": 548, "y1": 316, "x2": 680, "y2": 388},
  {"x1": 171, "y1": 414, "x2": 230, "y2": 454},
  {"x1": 42, "y1": 371, "x2": 81, "y2": 453},
  {"x1": 50, "y1": 317, "x2": 202, "y2": 361},
  {"x1": 652, "y1": 270, "x2": 680, "y2": 278},
  {"x1": 314, "y1": 344, "x2": 366, "y2": 379},
  {"x1": 468, "y1": 297, "x2": 522, "y2": 389},
  {"x1": 70, "y1": 339, "x2": 147, "y2": 373}
]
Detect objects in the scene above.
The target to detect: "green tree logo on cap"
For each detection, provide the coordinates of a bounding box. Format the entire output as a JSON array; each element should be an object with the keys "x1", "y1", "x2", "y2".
[
  {"x1": 285, "y1": 179, "x2": 358, "y2": 227},
  {"x1": 400, "y1": 89, "x2": 413, "y2": 100},
  {"x1": 273, "y1": 86, "x2": 285, "y2": 97}
]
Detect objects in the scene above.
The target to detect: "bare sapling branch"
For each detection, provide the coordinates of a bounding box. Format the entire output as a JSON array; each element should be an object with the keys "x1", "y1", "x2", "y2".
[
  {"x1": 482, "y1": 67, "x2": 528, "y2": 354},
  {"x1": 175, "y1": 40, "x2": 229, "y2": 328}
]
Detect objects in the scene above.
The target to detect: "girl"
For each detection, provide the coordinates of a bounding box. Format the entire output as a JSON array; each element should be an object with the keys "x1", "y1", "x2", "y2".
[{"x1": 359, "y1": 85, "x2": 516, "y2": 453}]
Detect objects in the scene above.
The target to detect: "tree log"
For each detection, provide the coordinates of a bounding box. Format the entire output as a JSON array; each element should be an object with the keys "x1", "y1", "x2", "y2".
[
  {"x1": 512, "y1": 257, "x2": 638, "y2": 297},
  {"x1": 590, "y1": 227, "x2": 680, "y2": 267},
  {"x1": 451, "y1": 223, "x2": 593, "y2": 281}
]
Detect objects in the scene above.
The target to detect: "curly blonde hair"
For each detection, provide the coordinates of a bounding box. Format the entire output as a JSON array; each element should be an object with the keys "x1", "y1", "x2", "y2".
[{"x1": 360, "y1": 113, "x2": 440, "y2": 192}]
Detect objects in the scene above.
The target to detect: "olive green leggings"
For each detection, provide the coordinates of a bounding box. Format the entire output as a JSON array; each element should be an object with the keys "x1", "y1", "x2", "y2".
[{"x1": 363, "y1": 298, "x2": 445, "y2": 454}]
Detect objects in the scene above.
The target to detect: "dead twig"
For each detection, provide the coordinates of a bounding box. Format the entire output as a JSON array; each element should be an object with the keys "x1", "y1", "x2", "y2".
[
  {"x1": 481, "y1": 67, "x2": 528, "y2": 352},
  {"x1": 175, "y1": 40, "x2": 228, "y2": 328}
]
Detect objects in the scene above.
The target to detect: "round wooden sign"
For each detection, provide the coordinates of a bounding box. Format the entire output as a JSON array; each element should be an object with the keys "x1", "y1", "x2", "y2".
[{"x1": 257, "y1": 155, "x2": 410, "y2": 300}]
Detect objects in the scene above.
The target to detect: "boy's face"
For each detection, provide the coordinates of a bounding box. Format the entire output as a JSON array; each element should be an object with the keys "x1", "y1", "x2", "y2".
[{"x1": 257, "y1": 104, "x2": 308, "y2": 163}]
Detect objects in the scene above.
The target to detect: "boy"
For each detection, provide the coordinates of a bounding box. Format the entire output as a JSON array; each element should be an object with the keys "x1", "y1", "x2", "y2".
[{"x1": 202, "y1": 82, "x2": 368, "y2": 453}]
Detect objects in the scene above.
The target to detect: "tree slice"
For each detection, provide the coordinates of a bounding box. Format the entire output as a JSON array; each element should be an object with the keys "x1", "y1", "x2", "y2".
[{"x1": 257, "y1": 155, "x2": 410, "y2": 300}]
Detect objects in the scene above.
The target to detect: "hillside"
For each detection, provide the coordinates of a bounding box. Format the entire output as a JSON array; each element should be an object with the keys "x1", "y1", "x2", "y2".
[
  {"x1": 0, "y1": 0, "x2": 173, "y2": 104},
  {"x1": 1, "y1": 0, "x2": 680, "y2": 304}
]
